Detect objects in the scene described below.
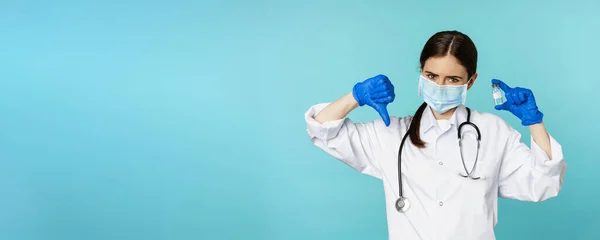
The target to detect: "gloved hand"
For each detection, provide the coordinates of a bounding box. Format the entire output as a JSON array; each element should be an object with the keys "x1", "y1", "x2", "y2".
[
  {"x1": 352, "y1": 74, "x2": 395, "y2": 126},
  {"x1": 492, "y1": 79, "x2": 544, "y2": 126}
]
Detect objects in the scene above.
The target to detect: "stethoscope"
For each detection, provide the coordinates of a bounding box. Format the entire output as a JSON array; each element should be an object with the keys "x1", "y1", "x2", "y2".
[{"x1": 395, "y1": 107, "x2": 482, "y2": 213}]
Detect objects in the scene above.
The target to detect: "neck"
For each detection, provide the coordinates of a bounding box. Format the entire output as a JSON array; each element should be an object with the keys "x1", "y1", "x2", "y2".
[{"x1": 431, "y1": 107, "x2": 456, "y2": 120}]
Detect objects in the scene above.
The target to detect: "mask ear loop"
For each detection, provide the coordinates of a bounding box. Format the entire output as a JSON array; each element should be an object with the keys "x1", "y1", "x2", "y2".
[
  {"x1": 417, "y1": 75, "x2": 424, "y2": 96},
  {"x1": 460, "y1": 77, "x2": 472, "y2": 105}
]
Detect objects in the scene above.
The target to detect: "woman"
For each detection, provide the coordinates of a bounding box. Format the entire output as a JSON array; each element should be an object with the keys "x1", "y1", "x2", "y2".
[{"x1": 304, "y1": 30, "x2": 566, "y2": 239}]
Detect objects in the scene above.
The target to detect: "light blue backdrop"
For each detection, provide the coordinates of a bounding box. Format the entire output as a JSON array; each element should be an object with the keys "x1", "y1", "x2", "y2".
[{"x1": 1, "y1": 0, "x2": 598, "y2": 239}]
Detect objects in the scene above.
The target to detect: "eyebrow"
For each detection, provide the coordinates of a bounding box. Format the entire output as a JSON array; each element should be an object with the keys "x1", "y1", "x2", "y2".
[{"x1": 424, "y1": 71, "x2": 463, "y2": 79}]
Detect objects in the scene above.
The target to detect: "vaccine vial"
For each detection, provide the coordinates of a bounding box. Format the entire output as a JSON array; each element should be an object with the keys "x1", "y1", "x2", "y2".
[{"x1": 492, "y1": 84, "x2": 505, "y2": 105}]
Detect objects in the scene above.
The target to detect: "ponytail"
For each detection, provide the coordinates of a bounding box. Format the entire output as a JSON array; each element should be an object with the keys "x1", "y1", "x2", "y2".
[{"x1": 408, "y1": 102, "x2": 428, "y2": 148}]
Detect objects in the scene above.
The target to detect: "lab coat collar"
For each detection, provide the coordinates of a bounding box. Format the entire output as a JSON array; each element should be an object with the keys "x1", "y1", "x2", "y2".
[{"x1": 419, "y1": 104, "x2": 468, "y2": 135}]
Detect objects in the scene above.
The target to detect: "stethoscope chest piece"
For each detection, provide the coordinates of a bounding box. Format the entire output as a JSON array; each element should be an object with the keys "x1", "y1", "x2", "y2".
[{"x1": 395, "y1": 197, "x2": 410, "y2": 212}]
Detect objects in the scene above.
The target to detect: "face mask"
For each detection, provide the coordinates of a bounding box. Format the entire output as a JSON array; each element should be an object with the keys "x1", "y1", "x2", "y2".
[{"x1": 418, "y1": 75, "x2": 469, "y2": 114}]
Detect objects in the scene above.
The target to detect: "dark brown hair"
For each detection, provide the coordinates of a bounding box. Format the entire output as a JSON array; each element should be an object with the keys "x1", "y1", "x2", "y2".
[{"x1": 408, "y1": 30, "x2": 478, "y2": 148}]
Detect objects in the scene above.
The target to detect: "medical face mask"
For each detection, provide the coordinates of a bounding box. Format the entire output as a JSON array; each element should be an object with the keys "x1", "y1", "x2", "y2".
[{"x1": 418, "y1": 75, "x2": 469, "y2": 114}]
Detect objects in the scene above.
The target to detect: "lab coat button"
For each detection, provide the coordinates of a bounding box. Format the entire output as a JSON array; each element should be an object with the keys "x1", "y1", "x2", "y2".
[
  {"x1": 439, "y1": 201, "x2": 444, "y2": 206},
  {"x1": 438, "y1": 161, "x2": 443, "y2": 165}
]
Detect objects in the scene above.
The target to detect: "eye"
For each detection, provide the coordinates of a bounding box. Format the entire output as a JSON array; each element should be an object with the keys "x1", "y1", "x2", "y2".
[
  {"x1": 427, "y1": 74, "x2": 436, "y2": 80},
  {"x1": 448, "y1": 78, "x2": 460, "y2": 83}
]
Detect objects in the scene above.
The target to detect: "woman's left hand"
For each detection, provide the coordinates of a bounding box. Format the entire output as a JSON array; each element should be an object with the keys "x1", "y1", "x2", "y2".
[{"x1": 492, "y1": 79, "x2": 544, "y2": 126}]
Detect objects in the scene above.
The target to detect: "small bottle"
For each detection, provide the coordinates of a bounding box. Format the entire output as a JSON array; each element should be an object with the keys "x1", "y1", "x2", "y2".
[{"x1": 492, "y1": 84, "x2": 505, "y2": 105}]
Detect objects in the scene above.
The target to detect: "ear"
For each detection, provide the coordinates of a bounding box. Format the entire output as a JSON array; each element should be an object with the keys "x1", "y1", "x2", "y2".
[{"x1": 467, "y1": 73, "x2": 478, "y2": 90}]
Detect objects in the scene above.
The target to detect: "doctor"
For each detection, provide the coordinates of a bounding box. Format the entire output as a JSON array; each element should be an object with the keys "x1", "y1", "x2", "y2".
[{"x1": 304, "y1": 30, "x2": 567, "y2": 240}]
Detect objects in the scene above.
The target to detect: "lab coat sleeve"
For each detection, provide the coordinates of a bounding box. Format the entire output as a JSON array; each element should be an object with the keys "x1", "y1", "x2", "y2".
[
  {"x1": 497, "y1": 125, "x2": 567, "y2": 202},
  {"x1": 305, "y1": 102, "x2": 384, "y2": 179}
]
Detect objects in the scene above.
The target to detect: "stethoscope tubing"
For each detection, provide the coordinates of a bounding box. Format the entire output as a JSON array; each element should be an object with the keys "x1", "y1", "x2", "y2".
[{"x1": 396, "y1": 107, "x2": 481, "y2": 212}]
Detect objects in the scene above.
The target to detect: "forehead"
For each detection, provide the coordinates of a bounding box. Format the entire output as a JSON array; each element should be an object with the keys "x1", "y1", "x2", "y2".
[{"x1": 422, "y1": 55, "x2": 468, "y2": 77}]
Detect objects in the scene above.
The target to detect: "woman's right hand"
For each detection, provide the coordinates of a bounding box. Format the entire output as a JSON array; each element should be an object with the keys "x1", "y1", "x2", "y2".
[{"x1": 352, "y1": 74, "x2": 396, "y2": 126}]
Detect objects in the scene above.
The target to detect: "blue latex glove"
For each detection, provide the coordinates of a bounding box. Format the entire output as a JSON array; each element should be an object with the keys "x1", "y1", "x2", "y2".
[
  {"x1": 492, "y1": 79, "x2": 544, "y2": 126},
  {"x1": 352, "y1": 74, "x2": 395, "y2": 126}
]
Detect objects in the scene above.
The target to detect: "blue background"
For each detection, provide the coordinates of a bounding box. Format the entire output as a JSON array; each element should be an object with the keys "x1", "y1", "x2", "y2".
[{"x1": 1, "y1": 0, "x2": 598, "y2": 239}]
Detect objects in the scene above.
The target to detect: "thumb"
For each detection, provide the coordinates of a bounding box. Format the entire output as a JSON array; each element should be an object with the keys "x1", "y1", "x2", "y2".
[
  {"x1": 494, "y1": 101, "x2": 509, "y2": 111},
  {"x1": 375, "y1": 103, "x2": 391, "y2": 126},
  {"x1": 492, "y1": 79, "x2": 512, "y2": 92}
]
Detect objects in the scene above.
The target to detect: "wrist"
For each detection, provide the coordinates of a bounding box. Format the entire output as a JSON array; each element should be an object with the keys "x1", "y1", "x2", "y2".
[
  {"x1": 345, "y1": 92, "x2": 360, "y2": 110},
  {"x1": 528, "y1": 121, "x2": 545, "y2": 130}
]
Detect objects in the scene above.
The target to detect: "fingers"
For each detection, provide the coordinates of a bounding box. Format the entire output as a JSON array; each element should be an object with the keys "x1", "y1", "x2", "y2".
[
  {"x1": 371, "y1": 79, "x2": 394, "y2": 92},
  {"x1": 373, "y1": 95, "x2": 395, "y2": 104},
  {"x1": 491, "y1": 79, "x2": 512, "y2": 92},
  {"x1": 369, "y1": 74, "x2": 390, "y2": 86},
  {"x1": 508, "y1": 88, "x2": 528, "y2": 105},
  {"x1": 366, "y1": 74, "x2": 393, "y2": 126},
  {"x1": 518, "y1": 90, "x2": 526, "y2": 104},
  {"x1": 365, "y1": 74, "x2": 392, "y2": 88},
  {"x1": 374, "y1": 103, "x2": 391, "y2": 126},
  {"x1": 509, "y1": 91, "x2": 519, "y2": 104},
  {"x1": 370, "y1": 88, "x2": 395, "y2": 103},
  {"x1": 370, "y1": 90, "x2": 389, "y2": 99},
  {"x1": 370, "y1": 82, "x2": 393, "y2": 96},
  {"x1": 368, "y1": 75, "x2": 395, "y2": 104}
]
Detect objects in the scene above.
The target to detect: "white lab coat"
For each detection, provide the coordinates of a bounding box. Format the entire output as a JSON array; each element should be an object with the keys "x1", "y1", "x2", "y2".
[{"x1": 305, "y1": 103, "x2": 566, "y2": 240}]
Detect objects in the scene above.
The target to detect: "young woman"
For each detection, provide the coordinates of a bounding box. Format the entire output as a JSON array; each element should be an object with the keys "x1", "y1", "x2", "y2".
[{"x1": 304, "y1": 30, "x2": 566, "y2": 239}]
